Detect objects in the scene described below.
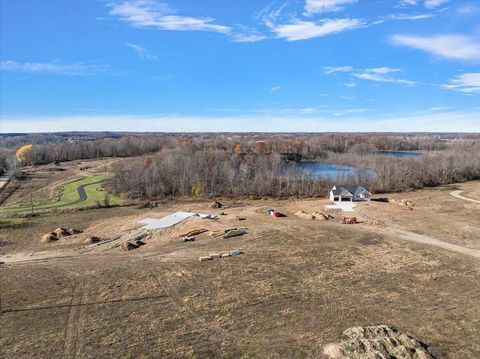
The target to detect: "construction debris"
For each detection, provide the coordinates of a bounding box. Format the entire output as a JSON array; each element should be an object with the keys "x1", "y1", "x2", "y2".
[
  {"x1": 343, "y1": 216, "x2": 358, "y2": 224},
  {"x1": 211, "y1": 200, "x2": 223, "y2": 208},
  {"x1": 268, "y1": 209, "x2": 286, "y2": 217},
  {"x1": 323, "y1": 325, "x2": 435, "y2": 359},
  {"x1": 178, "y1": 229, "x2": 208, "y2": 238},
  {"x1": 210, "y1": 228, "x2": 244, "y2": 238},
  {"x1": 229, "y1": 249, "x2": 241, "y2": 256},
  {"x1": 388, "y1": 198, "x2": 414, "y2": 210},
  {"x1": 223, "y1": 229, "x2": 247, "y2": 239},
  {"x1": 181, "y1": 236, "x2": 195, "y2": 242},
  {"x1": 199, "y1": 250, "x2": 242, "y2": 262}
]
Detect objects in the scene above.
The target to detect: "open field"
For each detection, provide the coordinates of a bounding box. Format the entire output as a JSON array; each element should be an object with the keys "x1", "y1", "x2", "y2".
[{"x1": 1, "y1": 171, "x2": 480, "y2": 358}]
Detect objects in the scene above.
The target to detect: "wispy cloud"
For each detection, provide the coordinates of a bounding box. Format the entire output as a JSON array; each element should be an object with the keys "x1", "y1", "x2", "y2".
[
  {"x1": 109, "y1": 1, "x2": 266, "y2": 42},
  {"x1": 0, "y1": 60, "x2": 107, "y2": 75},
  {"x1": 352, "y1": 67, "x2": 416, "y2": 85},
  {"x1": 323, "y1": 66, "x2": 354, "y2": 74},
  {"x1": 304, "y1": 0, "x2": 358, "y2": 15},
  {"x1": 126, "y1": 43, "x2": 158, "y2": 61},
  {"x1": 270, "y1": 86, "x2": 282, "y2": 93},
  {"x1": 443, "y1": 73, "x2": 480, "y2": 93},
  {"x1": 424, "y1": 0, "x2": 449, "y2": 9},
  {"x1": 391, "y1": 34, "x2": 480, "y2": 61},
  {"x1": 323, "y1": 66, "x2": 416, "y2": 85},
  {"x1": 270, "y1": 18, "x2": 363, "y2": 41},
  {"x1": 109, "y1": 0, "x2": 230, "y2": 33},
  {"x1": 398, "y1": 0, "x2": 448, "y2": 8}
]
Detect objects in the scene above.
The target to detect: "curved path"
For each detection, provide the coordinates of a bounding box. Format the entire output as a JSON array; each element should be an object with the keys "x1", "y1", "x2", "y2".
[
  {"x1": 66, "y1": 179, "x2": 109, "y2": 207},
  {"x1": 2, "y1": 178, "x2": 109, "y2": 213},
  {"x1": 450, "y1": 190, "x2": 480, "y2": 204}
]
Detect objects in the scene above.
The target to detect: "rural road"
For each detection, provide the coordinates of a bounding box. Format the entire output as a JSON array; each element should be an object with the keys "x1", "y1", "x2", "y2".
[
  {"x1": 2, "y1": 178, "x2": 109, "y2": 213},
  {"x1": 450, "y1": 190, "x2": 480, "y2": 204}
]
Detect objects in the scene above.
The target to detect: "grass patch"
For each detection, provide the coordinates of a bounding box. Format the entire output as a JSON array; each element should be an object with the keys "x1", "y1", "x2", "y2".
[{"x1": 0, "y1": 175, "x2": 122, "y2": 213}]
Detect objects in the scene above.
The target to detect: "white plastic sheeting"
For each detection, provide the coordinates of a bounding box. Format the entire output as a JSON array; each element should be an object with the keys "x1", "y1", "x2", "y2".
[{"x1": 139, "y1": 212, "x2": 198, "y2": 229}]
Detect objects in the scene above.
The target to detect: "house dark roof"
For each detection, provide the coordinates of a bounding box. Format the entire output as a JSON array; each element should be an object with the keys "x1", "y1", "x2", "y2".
[{"x1": 332, "y1": 185, "x2": 370, "y2": 195}]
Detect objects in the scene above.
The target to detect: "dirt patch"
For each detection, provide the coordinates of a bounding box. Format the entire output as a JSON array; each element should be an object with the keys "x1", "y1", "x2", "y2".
[{"x1": 324, "y1": 325, "x2": 435, "y2": 358}]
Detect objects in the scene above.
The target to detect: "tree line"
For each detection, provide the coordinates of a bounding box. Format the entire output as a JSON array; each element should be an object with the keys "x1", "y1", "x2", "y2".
[{"x1": 111, "y1": 141, "x2": 480, "y2": 199}]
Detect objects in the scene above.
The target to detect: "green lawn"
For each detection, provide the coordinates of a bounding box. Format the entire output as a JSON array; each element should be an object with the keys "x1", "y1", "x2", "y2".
[{"x1": 0, "y1": 175, "x2": 122, "y2": 213}]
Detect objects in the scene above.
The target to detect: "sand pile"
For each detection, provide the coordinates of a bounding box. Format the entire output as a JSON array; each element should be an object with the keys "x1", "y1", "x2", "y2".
[
  {"x1": 40, "y1": 227, "x2": 83, "y2": 243},
  {"x1": 324, "y1": 325, "x2": 435, "y2": 359},
  {"x1": 295, "y1": 211, "x2": 330, "y2": 220},
  {"x1": 40, "y1": 233, "x2": 59, "y2": 243}
]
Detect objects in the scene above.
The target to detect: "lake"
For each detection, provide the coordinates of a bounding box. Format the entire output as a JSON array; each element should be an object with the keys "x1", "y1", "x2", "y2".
[
  {"x1": 374, "y1": 151, "x2": 424, "y2": 157},
  {"x1": 285, "y1": 162, "x2": 375, "y2": 180}
]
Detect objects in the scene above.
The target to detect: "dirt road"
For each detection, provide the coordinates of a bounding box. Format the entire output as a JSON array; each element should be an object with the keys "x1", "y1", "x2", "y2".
[
  {"x1": 391, "y1": 228, "x2": 480, "y2": 258},
  {"x1": 450, "y1": 190, "x2": 480, "y2": 204}
]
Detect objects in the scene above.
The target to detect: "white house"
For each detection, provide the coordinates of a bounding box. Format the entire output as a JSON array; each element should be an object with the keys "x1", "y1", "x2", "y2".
[{"x1": 330, "y1": 185, "x2": 371, "y2": 202}]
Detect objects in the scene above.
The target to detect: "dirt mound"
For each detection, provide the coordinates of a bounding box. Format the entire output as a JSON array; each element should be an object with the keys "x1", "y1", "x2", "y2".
[
  {"x1": 211, "y1": 200, "x2": 223, "y2": 208},
  {"x1": 295, "y1": 211, "x2": 315, "y2": 220},
  {"x1": 53, "y1": 227, "x2": 83, "y2": 238},
  {"x1": 324, "y1": 325, "x2": 435, "y2": 359},
  {"x1": 40, "y1": 233, "x2": 59, "y2": 243},
  {"x1": 83, "y1": 236, "x2": 102, "y2": 244},
  {"x1": 121, "y1": 241, "x2": 140, "y2": 251}
]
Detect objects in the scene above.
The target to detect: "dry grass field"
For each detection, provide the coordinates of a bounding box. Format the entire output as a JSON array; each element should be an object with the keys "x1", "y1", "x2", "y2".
[{"x1": 1, "y1": 161, "x2": 479, "y2": 359}]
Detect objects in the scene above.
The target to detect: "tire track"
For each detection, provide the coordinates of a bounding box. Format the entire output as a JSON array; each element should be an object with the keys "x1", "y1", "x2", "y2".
[{"x1": 63, "y1": 280, "x2": 86, "y2": 359}]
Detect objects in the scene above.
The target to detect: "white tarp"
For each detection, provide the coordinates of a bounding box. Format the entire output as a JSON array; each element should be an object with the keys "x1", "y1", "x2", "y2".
[
  {"x1": 325, "y1": 202, "x2": 357, "y2": 212},
  {"x1": 139, "y1": 211, "x2": 198, "y2": 229}
]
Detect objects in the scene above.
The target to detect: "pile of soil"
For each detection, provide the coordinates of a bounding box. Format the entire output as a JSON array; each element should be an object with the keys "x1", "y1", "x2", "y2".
[
  {"x1": 40, "y1": 233, "x2": 59, "y2": 243},
  {"x1": 83, "y1": 236, "x2": 102, "y2": 244},
  {"x1": 389, "y1": 198, "x2": 414, "y2": 210},
  {"x1": 121, "y1": 239, "x2": 146, "y2": 251},
  {"x1": 40, "y1": 227, "x2": 83, "y2": 243},
  {"x1": 323, "y1": 325, "x2": 435, "y2": 359},
  {"x1": 211, "y1": 200, "x2": 223, "y2": 209},
  {"x1": 295, "y1": 211, "x2": 329, "y2": 220}
]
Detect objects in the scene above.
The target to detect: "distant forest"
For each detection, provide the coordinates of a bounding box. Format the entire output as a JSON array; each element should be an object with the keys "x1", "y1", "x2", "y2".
[{"x1": 1, "y1": 132, "x2": 479, "y2": 198}]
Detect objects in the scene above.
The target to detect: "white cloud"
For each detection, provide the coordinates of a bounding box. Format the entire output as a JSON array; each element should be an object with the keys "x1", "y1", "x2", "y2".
[
  {"x1": 270, "y1": 86, "x2": 282, "y2": 93},
  {"x1": 109, "y1": 1, "x2": 230, "y2": 33},
  {"x1": 126, "y1": 43, "x2": 158, "y2": 61},
  {"x1": 230, "y1": 32, "x2": 267, "y2": 43},
  {"x1": 352, "y1": 67, "x2": 415, "y2": 85},
  {"x1": 271, "y1": 18, "x2": 362, "y2": 41},
  {"x1": 424, "y1": 0, "x2": 448, "y2": 9},
  {"x1": 398, "y1": 0, "x2": 418, "y2": 5},
  {"x1": 304, "y1": 0, "x2": 357, "y2": 15},
  {"x1": 323, "y1": 66, "x2": 353, "y2": 74},
  {"x1": 443, "y1": 73, "x2": 480, "y2": 93},
  {"x1": 0, "y1": 60, "x2": 106, "y2": 75},
  {"x1": 398, "y1": 0, "x2": 448, "y2": 8},
  {"x1": 391, "y1": 34, "x2": 480, "y2": 61}
]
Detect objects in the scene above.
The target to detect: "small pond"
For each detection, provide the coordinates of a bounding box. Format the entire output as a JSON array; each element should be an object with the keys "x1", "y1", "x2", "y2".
[{"x1": 284, "y1": 162, "x2": 375, "y2": 180}]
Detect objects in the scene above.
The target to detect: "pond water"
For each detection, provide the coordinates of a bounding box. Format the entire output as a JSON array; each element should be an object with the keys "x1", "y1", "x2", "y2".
[
  {"x1": 374, "y1": 151, "x2": 424, "y2": 157},
  {"x1": 285, "y1": 162, "x2": 375, "y2": 180}
]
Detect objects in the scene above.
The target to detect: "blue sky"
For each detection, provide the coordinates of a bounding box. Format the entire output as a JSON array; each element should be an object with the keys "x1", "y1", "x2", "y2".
[{"x1": 1, "y1": 0, "x2": 479, "y2": 132}]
